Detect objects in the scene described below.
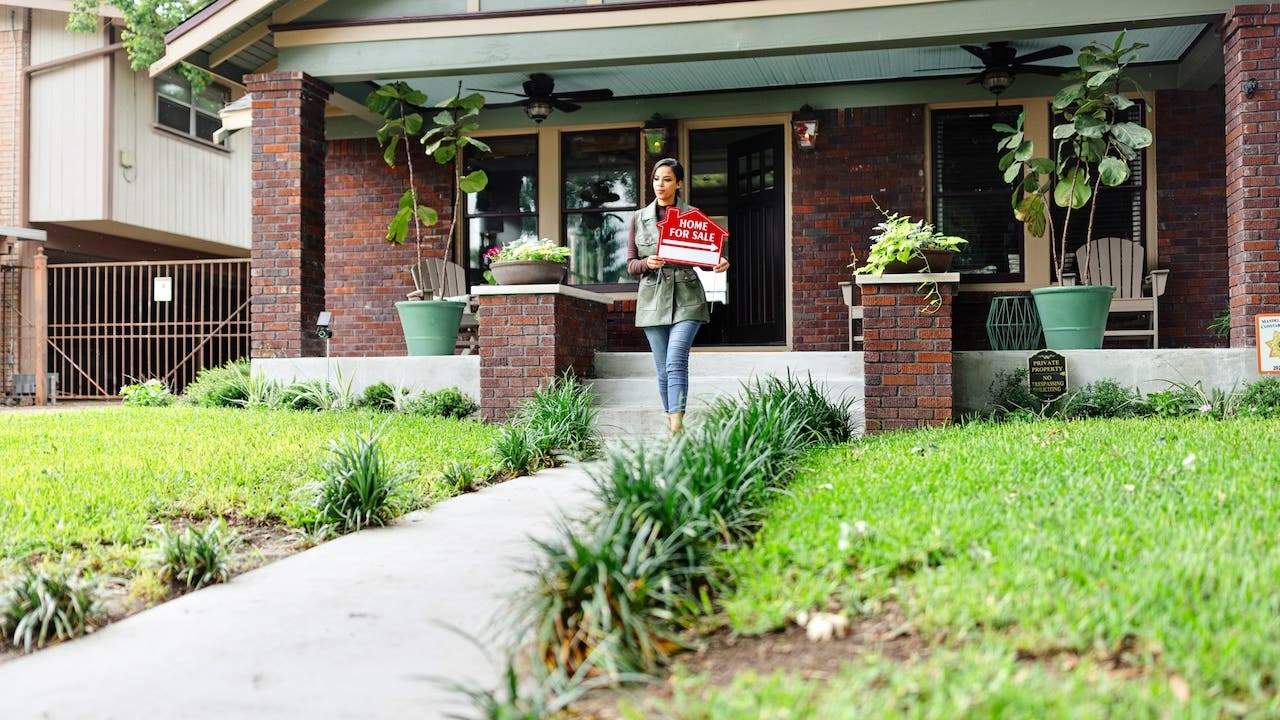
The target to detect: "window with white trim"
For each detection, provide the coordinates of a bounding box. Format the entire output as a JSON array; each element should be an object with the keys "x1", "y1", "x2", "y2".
[{"x1": 156, "y1": 71, "x2": 229, "y2": 143}]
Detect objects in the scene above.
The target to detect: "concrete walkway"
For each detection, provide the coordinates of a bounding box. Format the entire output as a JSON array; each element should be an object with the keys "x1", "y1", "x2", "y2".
[{"x1": 0, "y1": 464, "x2": 598, "y2": 720}]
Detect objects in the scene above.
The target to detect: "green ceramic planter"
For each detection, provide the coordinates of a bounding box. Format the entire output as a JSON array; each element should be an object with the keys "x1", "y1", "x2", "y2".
[
  {"x1": 394, "y1": 300, "x2": 465, "y2": 356},
  {"x1": 1029, "y1": 285, "x2": 1115, "y2": 350}
]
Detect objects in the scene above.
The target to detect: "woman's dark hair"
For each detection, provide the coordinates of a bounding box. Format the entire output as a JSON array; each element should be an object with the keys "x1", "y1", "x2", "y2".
[{"x1": 653, "y1": 157, "x2": 684, "y2": 182}]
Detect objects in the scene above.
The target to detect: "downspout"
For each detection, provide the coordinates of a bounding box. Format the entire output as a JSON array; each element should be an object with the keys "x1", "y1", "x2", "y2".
[{"x1": 18, "y1": 12, "x2": 123, "y2": 404}]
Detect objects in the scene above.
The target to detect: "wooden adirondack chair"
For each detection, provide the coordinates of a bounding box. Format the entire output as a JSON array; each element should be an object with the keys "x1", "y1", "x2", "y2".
[
  {"x1": 409, "y1": 259, "x2": 479, "y2": 354},
  {"x1": 1074, "y1": 237, "x2": 1169, "y2": 348}
]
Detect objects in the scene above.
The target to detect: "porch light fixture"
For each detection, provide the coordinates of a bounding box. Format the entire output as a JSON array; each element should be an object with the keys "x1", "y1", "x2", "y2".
[
  {"x1": 525, "y1": 99, "x2": 553, "y2": 124},
  {"x1": 642, "y1": 114, "x2": 670, "y2": 157},
  {"x1": 980, "y1": 68, "x2": 1014, "y2": 96},
  {"x1": 792, "y1": 104, "x2": 819, "y2": 152}
]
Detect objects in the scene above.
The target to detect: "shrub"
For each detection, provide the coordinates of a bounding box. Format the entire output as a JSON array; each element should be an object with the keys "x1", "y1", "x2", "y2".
[
  {"x1": 361, "y1": 381, "x2": 399, "y2": 412},
  {"x1": 0, "y1": 564, "x2": 104, "y2": 653},
  {"x1": 988, "y1": 369, "x2": 1046, "y2": 417},
  {"x1": 1059, "y1": 379, "x2": 1148, "y2": 419},
  {"x1": 182, "y1": 359, "x2": 251, "y2": 407},
  {"x1": 1239, "y1": 378, "x2": 1280, "y2": 418},
  {"x1": 154, "y1": 519, "x2": 238, "y2": 590},
  {"x1": 409, "y1": 387, "x2": 479, "y2": 419},
  {"x1": 440, "y1": 460, "x2": 489, "y2": 494},
  {"x1": 120, "y1": 378, "x2": 175, "y2": 407},
  {"x1": 312, "y1": 427, "x2": 409, "y2": 532},
  {"x1": 491, "y1": 424, "x2": 545, "y2": 477}
]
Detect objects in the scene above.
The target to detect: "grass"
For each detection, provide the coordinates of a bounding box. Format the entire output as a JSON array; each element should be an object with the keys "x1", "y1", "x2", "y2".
[
  {"x1": 657, "y1": 416, "x2": 1280, "y2": 717},
  {"x1": 0, "y1": 406, "x2": 497, "y2": 579}
]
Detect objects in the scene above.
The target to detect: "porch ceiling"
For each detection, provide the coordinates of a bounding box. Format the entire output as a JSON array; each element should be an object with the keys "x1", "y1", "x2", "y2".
[{"x1": 163, "y1": 0, "x2": 1229, "y2": 123}]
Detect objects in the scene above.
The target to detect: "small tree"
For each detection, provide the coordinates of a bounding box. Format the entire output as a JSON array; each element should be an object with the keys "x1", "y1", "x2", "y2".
[
  {"x1": 995, "y1": 32, "x2": 1153, "y2": 284},
  {"x1": 68, "y1": 0, "x2": 210, "y2": 90},
  {"x1": 365, "y1": 82, "x2": 490, "y2": 299}
]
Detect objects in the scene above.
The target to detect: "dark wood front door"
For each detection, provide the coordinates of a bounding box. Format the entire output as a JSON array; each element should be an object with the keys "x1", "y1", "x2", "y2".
[{"x1": 695, "y1": 126, "x2": 786, "y2": 345}]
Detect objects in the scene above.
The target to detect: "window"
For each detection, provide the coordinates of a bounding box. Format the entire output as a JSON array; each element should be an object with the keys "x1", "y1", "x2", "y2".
[
  {"x1": 931, "y1": 106, "x2": 1024, "y2": 280},
  {"x1": 561, "y1": 129, "x2": 640, "y2": 286},
  {"x1": 156, "y1": 71, "x2": 229, "y2": 143},
  {"x1": 464, "y1": 135, "x2": 539, "y2": 287}
]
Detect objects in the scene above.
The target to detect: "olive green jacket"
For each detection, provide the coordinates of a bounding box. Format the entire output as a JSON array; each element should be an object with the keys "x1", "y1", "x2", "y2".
[{"x1": 627, "y1": 200, "x2": 710, "y2": 327}]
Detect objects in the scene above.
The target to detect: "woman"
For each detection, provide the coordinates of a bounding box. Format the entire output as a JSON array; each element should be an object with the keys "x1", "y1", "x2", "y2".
[{"x1": 626, "y1": 157, "x2": 730, "y2": 435}]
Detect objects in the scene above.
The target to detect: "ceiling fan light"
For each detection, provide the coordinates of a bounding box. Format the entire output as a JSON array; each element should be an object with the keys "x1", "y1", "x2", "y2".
[
  {"x1": 525, "y1": 99, "x2": 553, "y2": 123},
  {"x1": 981, "y1": 69, "x2": 1014, "y2": 96}
]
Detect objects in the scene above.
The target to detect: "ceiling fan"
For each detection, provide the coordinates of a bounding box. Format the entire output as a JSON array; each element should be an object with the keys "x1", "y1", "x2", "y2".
[
  {"x1": 931, "y1": 41, "x2": 1074, "y2": 96},
  {"x1": 469, "y1": 73, "x2": 613, "y2": 123}
]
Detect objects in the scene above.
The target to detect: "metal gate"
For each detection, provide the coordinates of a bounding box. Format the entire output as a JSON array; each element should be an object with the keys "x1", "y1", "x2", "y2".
[
  {"x1": 0, "y1": 258, "x2": 20, "y2": 398},
  {"x1": 47, "y1": 259, "x2": 250, "y2": 399}
]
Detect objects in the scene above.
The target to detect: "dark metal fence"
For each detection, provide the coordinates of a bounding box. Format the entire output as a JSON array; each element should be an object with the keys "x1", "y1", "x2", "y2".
[{"x1": 47, "y1": 259, "x2": 250, "y2": 399}]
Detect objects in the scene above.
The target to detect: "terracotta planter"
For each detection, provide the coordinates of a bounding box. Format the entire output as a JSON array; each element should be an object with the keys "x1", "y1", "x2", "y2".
[
  {"x1": 488, "y1": 260, "x2": 567, "y2": 285},
  {"x1": 882, "y1": 248, "x2": 957, "y2": 274}
]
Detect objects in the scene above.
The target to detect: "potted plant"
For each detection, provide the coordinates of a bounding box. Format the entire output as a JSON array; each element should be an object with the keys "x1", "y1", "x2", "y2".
[
  {"x1": 365, "y1": 81, "x2": 490, "y2": 355},
  {"x1": 995, "y1": 32, "x2": 1152, "y2": 349},
  {"x1": 483, "y1": 238, "x2": 571, "y2": 285},
  {"x1": 851, "y1": 205, "x2": 967, "y2": 313}
]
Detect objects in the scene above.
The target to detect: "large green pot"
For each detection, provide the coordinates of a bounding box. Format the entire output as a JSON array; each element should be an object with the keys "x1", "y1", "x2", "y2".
[
  {"x1": 1029, "y1": 285, "x2": 1115, "y2": 350},
  {"x1": 394, "y1": 300, "x2": 465, "y2": 356}
]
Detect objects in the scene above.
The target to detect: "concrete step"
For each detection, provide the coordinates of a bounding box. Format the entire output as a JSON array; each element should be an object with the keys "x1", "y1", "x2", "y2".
[
  {"x1": 593, "y1": 351, "x2": 861, "y2": 380},
  {"x1": 586, "y1": 377, "x2": 865, "y2": 410}
]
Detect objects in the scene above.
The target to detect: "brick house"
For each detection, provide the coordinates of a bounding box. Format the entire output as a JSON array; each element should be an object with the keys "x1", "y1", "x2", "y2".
[{"x1": 155, "y1": 0, "x2": 1278, "y2": 426}]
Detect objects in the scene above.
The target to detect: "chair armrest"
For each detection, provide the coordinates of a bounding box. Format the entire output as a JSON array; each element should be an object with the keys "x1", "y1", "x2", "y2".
[{"x1": 1146, "y1": 269, "x2": 1170, "y2": 297}]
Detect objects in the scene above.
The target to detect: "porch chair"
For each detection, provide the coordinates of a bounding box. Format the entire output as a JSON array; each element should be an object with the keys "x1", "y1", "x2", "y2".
[
  {"x1": 1074, "y1": 237, "x2": 1170, "y2": 348},
  {"x1": 410, "y1": 258, "x2": 479, "y2": 354}
]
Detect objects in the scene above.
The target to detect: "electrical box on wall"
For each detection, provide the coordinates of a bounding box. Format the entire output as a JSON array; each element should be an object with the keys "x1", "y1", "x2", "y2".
[{"x1": 119, "y1": 149, "x2": 135, "y2": 168}]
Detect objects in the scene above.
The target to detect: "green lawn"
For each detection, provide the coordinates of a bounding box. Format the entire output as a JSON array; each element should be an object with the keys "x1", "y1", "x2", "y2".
[
  {"x1": 663, "y1": 417, "x2": 1280, "y2": 717},
  {"x1": 0, "y1": 406, "x2": 497, "y2": 578}
]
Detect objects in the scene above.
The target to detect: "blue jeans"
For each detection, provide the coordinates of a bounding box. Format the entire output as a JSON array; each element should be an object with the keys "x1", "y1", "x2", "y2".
[{"x1": 642, "y1": 320, "x2": 701, "y2": 414}]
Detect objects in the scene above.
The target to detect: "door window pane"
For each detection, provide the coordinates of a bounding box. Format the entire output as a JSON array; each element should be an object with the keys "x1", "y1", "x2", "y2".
[{"x1": 562, "y1": 129, "x2": 640, "y2": 285}]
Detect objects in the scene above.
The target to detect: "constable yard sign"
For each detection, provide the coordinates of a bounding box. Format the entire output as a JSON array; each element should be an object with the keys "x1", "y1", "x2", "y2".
[{"x1": 656, "y1": 207, "x2": 727, "y2": 269}]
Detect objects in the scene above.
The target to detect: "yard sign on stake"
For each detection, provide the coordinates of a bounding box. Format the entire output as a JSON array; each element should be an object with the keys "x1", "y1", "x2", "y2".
[
  {"x1": 656, "y1": 206, "x2": 727, "y2": 269},
  {"x1": 1258, "y1": 314, "x2": 1280, "y2": 375}
]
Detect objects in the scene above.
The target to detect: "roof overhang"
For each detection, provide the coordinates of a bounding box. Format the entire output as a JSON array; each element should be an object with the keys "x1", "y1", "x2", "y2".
[{"x1": 0, "y1": 226, "x2": 48, "y2": 242}]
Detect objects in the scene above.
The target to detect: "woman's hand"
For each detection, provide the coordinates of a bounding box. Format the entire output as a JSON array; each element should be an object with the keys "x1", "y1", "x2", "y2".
[
  {"x1": 646, "y1": 256, "x2": 666, "y2": 270},
  {"x1": 714, "y1": 257, "x2": 730, "y2": 273}
]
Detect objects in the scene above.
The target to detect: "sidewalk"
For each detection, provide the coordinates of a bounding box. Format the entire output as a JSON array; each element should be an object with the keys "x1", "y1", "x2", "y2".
[{"x1": 0, "y1": 464, "x2": 598, "y2": 720}]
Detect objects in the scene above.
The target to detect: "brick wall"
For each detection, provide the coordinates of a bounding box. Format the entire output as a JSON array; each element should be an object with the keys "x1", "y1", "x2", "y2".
[
  {"x1": 325, "y1": 137, "x2": 453, "y2": 356},
  {"x1": 858, "y1": 275, "x2": 956, "y2": 433},
  {"x1": 476, "y1": 289, "x2": 608, "y2": 421},
  {"x1": 1155, "y1": 87, "x2": 1230, "y2": 348},
  {"x1": 0, "y1": 10, "x2": 25, "y2": 228},
  {"x1": 1220, "y1": 6, "x2": 1280, "y2": 346},
  {"x1": 791, "y1": 106, "x2": 926, "y2": 351},
  {"x1": 246, "y1": 71, "x2": 331, "y2": 358}
]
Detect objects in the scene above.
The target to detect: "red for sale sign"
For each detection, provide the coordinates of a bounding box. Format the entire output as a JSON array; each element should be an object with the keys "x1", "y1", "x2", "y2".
[{"x1": 656, "y1": 206, "x2": 728, "y2": 269}]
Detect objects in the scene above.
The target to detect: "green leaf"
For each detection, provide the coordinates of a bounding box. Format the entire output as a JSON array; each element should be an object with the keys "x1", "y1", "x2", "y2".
[
  {"x1": 404, "y1": 113, "x2": 424, "y2": 135},
  {"x1": 1111, "y1": 122, "x2": 1152, "y2": 149},
  {"x1": 1086, "y1": 67, "x2": 1119, "y2": 88},
  {"x1": 1052, "y1": 122, "x2": 1076, "y2": 140},
  {"x1": 1098, "y1": 156, "x2": 1130, "y2": 186},
  {"x1": 1054, "y1": 166, "x2": 1091, "y2": 209},
  {"x1": 1014, "y1": 140, "x2": 1034, "y2": 162},
  {"x1": 991, "y1": 122, "x2": 1018, "y2": 134},
  {"x1": 1074, "y1": 115, "x2": 1106, "y2": 139},
  {"x1": 998, "y1": 150, "x2": 1017, "y2": 173},
  {"x1": 433, "y1": 110, "x2": 456, "y2": 127},
  {"x1": 434, "y1": 144, "x2": 457, "y2": 164},
  {"x1": 416, "y1": 205, "x2": 439, "y2": 226},
  {"x1": 382, "y1": 137, "x2": 400, "y2": 167},
  {"x1": 458, "y1": 92, "x2": 486, "y2": 111},
  {"x1": 467, "y1": 137, "x2": 491, "y2": 153},
  {"x1": 403, "y1": 89, "x2": 428, "y2": 106},
  {"x1": 1052, "y1": 83, "x2": 1084, "y2": 110},
  {"x1": 459, "y1": 170, "x2": 488, "y2": 194},
  {"x1": 1015, "y1": 192, "x2": 1047, "y2": 238},
  {"x1": 387, "y1": 207, "x2": 412, "y2": 245},
  {"x1": 1111, "y1": 94, "x2": 1135, "y2": 110},
  {"x1": 1029, "y1": 158, "x2": 1055, "y2": 175},
  {"x1": 1003, "y1": 159, "x2": 1023, "y2": 184},
  {"x1": 398, "y1": 188, "x2": 416, "y2": 210}
]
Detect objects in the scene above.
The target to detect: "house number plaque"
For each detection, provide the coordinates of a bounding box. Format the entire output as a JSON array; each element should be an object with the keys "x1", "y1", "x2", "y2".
[{"x1": 1028, "y1": 349, "x2": 1068, "y2": 401}]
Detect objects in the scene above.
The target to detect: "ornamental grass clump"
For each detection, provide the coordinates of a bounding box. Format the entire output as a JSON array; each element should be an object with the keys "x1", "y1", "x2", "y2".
[
  {"x1": 312, "y1": 427, "x2": 410, "y2": 533},
  {"x1": 154, "y1": 519, "x2": 238, "y2": 590},
  {"x1": 182, "y1": 358, "x2": 252, "y2": 407},
  {"x1": 491, "y1": 373, "x2": 599, "y2": 477},
  {"x1": 516, "y1": 375, "x2": 853, "y2": 686},
  {"x1": 0, "y1": 564, "x2": 104, "y2": 653}
]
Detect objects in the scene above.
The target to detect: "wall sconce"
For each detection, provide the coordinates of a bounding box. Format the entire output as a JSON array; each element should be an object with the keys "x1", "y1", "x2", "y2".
[
  {"x1": 1243, "y1": 78, "x2": 1259, "y2": 99},
  {"x1": 642, "y1": 114, "x2": 670, "y2": 157},
  {"x1": 525, "y1": 99, "x2": 553, "y2": 124},
  {"x1": 792, "y1": 104, "x2": 819, "y2": 152}
]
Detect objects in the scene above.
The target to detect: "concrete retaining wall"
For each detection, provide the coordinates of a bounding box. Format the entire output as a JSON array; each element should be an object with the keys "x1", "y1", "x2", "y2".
[
  {"x1": 955, "y1": 349, "x2": 1265, "y2": 415},
  {"x1": 251, "y1": 356, "x2": 480, "y2": 400}
]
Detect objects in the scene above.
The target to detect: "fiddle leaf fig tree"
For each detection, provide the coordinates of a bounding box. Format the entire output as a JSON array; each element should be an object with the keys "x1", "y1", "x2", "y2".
[
  {"x1": 995, "y1": 32, "x2": 1152, "y2": 284},
  {"x1": 365, "y1": 82, "x2": 490, "y2": 299}
]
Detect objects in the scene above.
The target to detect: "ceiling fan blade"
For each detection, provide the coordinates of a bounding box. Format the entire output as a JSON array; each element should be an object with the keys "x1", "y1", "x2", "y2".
[
  {"x1": 1017, "y1": 64, "x2": 1071, "y2": 77},
  {"x1": 556, "y1": 88, "x2": 613, "y2": 101},
  {"x1": 916, "y1": 64, "x2": 983, "y2": 72},
  {"x1": 1015, "y1": 44, "x2": 1074, "y2": 65},
  {"x1": 467, "y1": 87, "x2": 528, "y2": 97},
  {"x1": 960, "y1": 44, "x2": 992, "y2": 63},
  {"x1": 551, "y1": 97, "x2": 581, "y2": 113}
]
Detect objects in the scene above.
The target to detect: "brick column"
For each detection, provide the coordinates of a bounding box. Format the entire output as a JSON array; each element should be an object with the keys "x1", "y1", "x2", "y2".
[
  {"x1": 474, "y1": 285, "x2": 610, "y2": 422},
  {"x1": 1220, "y1": 6, "x2": 1280, "y2": 347},
  {"x1": 0, "y1": 10, "x2": 26, "y2": 229},
  {"x1": 856, "y1": 273, "x2": 957, "y2": 433},
  {"x1": 245, "y1": 71, "x2": 332, "y2": 358}
]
